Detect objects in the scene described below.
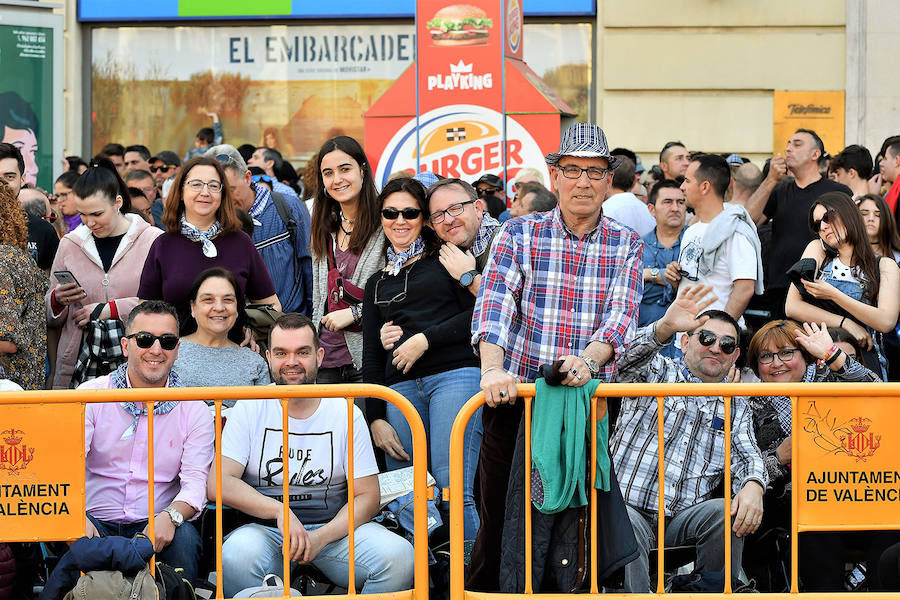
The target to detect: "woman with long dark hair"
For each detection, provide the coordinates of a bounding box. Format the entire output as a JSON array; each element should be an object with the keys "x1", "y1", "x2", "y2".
[
  {"x1": 310, "y1": 136, "x2": 385, "y2": 384},
  {"x1": 785, "y1": 191, "x2": 900, "y2": 378},
  {"x1": 857, "y1": 193, "x2": 900, "y2": 262},
  {"x1": 45, "y1": 157, "x2": 163, "y2": 388},
  {"x1": 138, "y1": 156, "x2": 279, "y2": 331},
  {"x1": 173, "y1": 267, "x2": 270, "y2": 399},
  {"x1": 362, "y1": 177, "x2": 483, "y2": 544}
]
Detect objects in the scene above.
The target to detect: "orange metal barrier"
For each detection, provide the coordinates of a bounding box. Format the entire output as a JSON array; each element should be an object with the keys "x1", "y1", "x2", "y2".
[
  {"x1": 449, "y1": 382, "x2": 900, "y2": 600},
  {"x1": 0, "y1": 384, "x2": 429, "y2": 600}
]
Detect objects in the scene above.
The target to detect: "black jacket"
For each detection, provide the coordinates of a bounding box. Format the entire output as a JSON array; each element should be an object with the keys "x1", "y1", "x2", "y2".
[{"x1": 500, "y1": 412, "x2": 638, "y2": 592}]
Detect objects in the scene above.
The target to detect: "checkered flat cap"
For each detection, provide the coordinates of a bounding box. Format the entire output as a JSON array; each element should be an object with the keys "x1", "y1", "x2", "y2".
[{"x1": 545, "y1": 123, "x2": 620, "y2": 168}]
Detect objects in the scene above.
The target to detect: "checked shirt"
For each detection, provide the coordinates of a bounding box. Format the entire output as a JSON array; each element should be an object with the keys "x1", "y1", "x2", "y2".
[
  {"x1": 611, "y1": 323, "x2": 767, "y2": 516},
  {"x1": 471, "y1": 206, "x2": 643, "y2": 384}
]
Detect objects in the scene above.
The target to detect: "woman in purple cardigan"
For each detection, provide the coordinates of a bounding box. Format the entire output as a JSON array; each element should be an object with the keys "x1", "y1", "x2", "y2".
[{"x1": 137, "y1": 156, "x2": 279, "y2": 332}]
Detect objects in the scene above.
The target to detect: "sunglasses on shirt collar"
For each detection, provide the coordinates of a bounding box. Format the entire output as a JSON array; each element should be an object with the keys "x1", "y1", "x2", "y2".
[{"x1": 689, "y1": 329, "x2": 738, "y2": 355}]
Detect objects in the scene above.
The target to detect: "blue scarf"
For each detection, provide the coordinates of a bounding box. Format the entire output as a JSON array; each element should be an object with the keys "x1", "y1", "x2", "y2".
[
  {"x1": 471, "y1": 214, "x2": 500, "y2": 258},
  {"x1": 180, "y1": 216, "x2": 222, "y2": 258},
  {"x1": 386, "y1": 235, "x2": 425, "y2": 276},
  {"x1": 112, "y1": 363, "x2": 184, "y2": 440},
  {"x1": 764, "y1": 364, "x2": 816, "y2": 436},
  {"x1": 248, "y1": 183, "x2": 271, "y2": 222}
]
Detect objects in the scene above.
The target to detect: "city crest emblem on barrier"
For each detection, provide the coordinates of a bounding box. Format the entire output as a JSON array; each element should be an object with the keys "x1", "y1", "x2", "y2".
[
  {"x1": 0, "y1": 428, "x2": 35, "y2": 475},
  {"x1": 839, "y1": 417, "x2": 881, "y2": 462}
]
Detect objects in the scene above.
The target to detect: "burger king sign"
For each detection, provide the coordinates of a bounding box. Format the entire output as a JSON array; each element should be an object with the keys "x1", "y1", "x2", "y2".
[{"x1": 374, "y1": 104, "x2": 549, "y2": 189}]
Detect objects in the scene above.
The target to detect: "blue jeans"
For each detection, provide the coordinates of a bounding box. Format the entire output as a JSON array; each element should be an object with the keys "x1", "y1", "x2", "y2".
[
  {"x1": 623, "y1": 499, "x2": 744, "y2": 592},
  {"x1": 87, "y1": 513, "x2": 202, "y2": 583},
  {"x1": 386, "y1": 367, "x2": 483, "y2": 540},
  {"x1": 220, "y1": 522, "x2": 414, "y2": 597}
]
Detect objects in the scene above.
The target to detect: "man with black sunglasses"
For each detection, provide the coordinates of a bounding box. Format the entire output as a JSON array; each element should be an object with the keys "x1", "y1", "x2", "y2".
[
  {"x1": 612, "y1": 285, "x2": 767, "y2": 592},
  {"x1": 76, "y1": 300, "x2": 214, "y2": 584}
]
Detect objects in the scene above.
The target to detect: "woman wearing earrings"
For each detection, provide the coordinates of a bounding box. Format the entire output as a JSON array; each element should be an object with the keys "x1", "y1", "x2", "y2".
[
  {"x1": 46, "y1": 158, "x2": 163, "y2": 388},
  {"x1": 137, "y1": 156, "x2": 279, "y2": 332},
  {"x1": 785, "y1": 191, "x2": 900, "y2": 378},
  {"x1": 310, "y1": 136, "x2": 385, "y2": 384},
  {"x1": 362, "y1": 177, "x2": 483, "y2": 546}
]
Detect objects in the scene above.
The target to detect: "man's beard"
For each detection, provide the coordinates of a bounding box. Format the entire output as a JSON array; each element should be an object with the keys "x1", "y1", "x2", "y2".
[{"x1": 272, "y1": 366, "x2": 318, "y2": 385}]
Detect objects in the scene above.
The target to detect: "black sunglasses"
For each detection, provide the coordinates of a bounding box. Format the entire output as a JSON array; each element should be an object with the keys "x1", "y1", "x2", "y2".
[
  {"x1": 691, "y1": 329, "x2": 738, "y2": 355},
  {"x1": 381, "y1": 207, "x2": 422, "y2": 220},
  {"x1": 149, "y1": 165, "x2": 174, "y2": 173},
  {"x1": 812, "y1": 208, "x2": 837, "y2": 232},
  {"x1": 126, "y1": 332, "x2": 179, "y2": 350}
]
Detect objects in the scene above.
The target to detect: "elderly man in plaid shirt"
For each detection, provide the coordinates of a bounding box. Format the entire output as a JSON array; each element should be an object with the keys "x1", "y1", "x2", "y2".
[
  {"x1": 612, "y1": 284, "x2": 767, "y2": 592},
  {"x1": 468, "y1": 123, "x2": 644, "y2": 590}
]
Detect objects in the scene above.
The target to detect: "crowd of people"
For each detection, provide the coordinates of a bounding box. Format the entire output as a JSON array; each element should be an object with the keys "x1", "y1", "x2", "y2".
[{"x1": 3, "y1": 118, "x2": 900, "y2": 597}]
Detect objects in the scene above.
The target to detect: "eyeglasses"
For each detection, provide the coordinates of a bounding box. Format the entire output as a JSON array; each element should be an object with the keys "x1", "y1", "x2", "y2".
[
  {"x1": 813, "y1": 208, "x2": 836, "y2": 231},
  {"x1": 758, "y1": 348, "x2": 799, "y2": 365},
  {"x1": 381, "y1": 207, "x2": 422, "y2": 220},
  {"x1": 557, "y1": 165, "x2": 611, "y2": 181},
  {"x1": 185, "y1": 179, "x2": 223, "y2": 194},
  {"x1": 150, "y1": 165, "x2": 174, "y2": 173},
  {"x1": 477, "y1": 187, "x2": 502, "y2": 196},
  {"x1": 429, "y1": 199, "x2": 476, "y2": 224},
  {"x1": 125, "y1": 332, "x2": 179, "y2": 350},
  {"x1": 690, "y1": 329, "x2": 738, "y2": 355},
  {"x1": 41, "y1": 214, "x2": 57, "y2": 223},
  {"x1": 374, "y1": 262, "x2": 414, "y2": 306},
  {"x1": 251, "y1": 174, "x2": 273, "y2": 185}
]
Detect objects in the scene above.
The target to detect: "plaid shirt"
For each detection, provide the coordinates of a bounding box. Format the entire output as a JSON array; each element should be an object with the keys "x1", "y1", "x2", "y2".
[
  {"x1": 610, "y1": 323, "x2": 767, "y2": 515},
  {"x1": 472, "y1": 207, "x2": 643, "y2": 383}
]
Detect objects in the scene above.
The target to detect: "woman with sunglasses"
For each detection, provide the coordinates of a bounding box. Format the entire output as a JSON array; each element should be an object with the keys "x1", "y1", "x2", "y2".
[
  {"x1": 173, "y1": 268, "x2": 270, "y2": 402},
  {"x1": 310, "y1": 136, "x2": 385, "y2": 385},
  {"x1": 785, "y1": 191, "x2": 900, "y2": 379},
  {"x1": 138, "y1": 156, "x2": 279, "y2": 332},
  {"x1": 742, "y1": 320, "x2": 879, "y2": 590},
  {"x1": 45, "y1": 158, "x2": 163, "y2": 388},
  {"x1": 362, "y1": 177, "x2": 483, "y2": 544}
]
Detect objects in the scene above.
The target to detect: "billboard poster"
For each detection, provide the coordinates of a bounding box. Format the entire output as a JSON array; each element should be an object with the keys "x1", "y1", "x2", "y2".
[
  {"x1": 91, "y1": 26, "x2": 416, "y2": 161},
  {"x1": 773, "y1": 91, "x2": 845, "y2": 157},
  {"x1": 0, "y1": 24, "x2": 54, "y2": 190}
]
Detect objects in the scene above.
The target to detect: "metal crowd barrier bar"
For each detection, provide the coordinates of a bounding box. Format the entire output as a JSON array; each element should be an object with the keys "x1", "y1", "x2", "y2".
[
  {"x1": 0, "y1": 384, "x2": 429, "y2": 600},
  {"x1": 449, "y1": 382, "x2": 900, "y2": 600}
]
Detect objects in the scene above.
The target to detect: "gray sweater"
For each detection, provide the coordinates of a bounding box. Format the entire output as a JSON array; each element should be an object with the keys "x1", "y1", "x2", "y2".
[
  {"x1": 312, "y1": 227, "x2": 387, "y2": 369},
  {"x1": 173, "y1": 341, "x2": 270, "y2": 405}
]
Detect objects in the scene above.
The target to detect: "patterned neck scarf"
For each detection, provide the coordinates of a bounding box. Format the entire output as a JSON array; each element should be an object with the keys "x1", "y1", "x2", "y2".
[
  {"x1": 112, "y1": 363, "x2": 184, "y2": 440},
  {"x1": 764, "y1": 363, "x2": 816, "y2": 436},
  {"x1": 248, "y1": 182, "x2": 271, "y2": 221},
  {"x1": 386, "y1": 235, "x2": 425, "y2": 276},
  {"x1": 180, "y1": 216, "x2": 222, "y2": 258},
  {"x1": 471, "y1": 214, "x2": 500, "y2": 258}
]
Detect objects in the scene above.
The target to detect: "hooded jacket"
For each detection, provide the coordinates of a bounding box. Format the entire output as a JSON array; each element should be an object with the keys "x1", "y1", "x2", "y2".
[{"x1": 45, "y1": 214, "x2": 162, "y2": 389}]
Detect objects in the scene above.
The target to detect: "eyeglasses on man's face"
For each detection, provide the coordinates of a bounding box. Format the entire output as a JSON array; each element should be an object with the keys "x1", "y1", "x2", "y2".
[
  {"x1": 557, "y1": 165, "x2": 611, "y2": 181},
  {"x1": 429, "y1": 199, "x2": 476, "y2": 224}
]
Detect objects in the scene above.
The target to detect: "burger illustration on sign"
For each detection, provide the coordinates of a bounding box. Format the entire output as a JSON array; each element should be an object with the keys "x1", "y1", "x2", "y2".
[{"x1": 427, "y1": 4, "x2": 493, "y2": 46}]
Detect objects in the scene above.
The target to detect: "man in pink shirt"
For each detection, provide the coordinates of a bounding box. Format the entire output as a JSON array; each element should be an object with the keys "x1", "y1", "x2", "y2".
[{"x1": 78, "y1": 300, "x2": 214, "y2": 583}]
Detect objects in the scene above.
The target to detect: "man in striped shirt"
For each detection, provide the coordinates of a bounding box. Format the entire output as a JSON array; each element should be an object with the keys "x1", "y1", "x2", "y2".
[
  {"x1": 468, "y1": 123, "x2": 644, "y2": 590},
  {"x1": 611, "y1": 284, "x2": 767, "y2": 592}
]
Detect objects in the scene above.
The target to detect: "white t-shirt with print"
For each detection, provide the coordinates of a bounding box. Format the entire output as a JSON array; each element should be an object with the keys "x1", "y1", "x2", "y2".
[
  {"x1": 221, "y1": 396, "x2": 378, "y2": 524},
  {"x1": 678, "y1": 221, "x2": 757, "y2": 327}
]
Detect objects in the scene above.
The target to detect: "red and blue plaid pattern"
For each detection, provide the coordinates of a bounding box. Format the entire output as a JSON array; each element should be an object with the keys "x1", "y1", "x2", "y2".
[{"x1": 472, "y1": 207, "x2": 643, "y2": 383}]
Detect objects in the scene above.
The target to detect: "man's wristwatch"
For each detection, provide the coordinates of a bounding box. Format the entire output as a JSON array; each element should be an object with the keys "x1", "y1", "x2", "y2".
[
  {"x1": 649, "y1": 267, "x2": 660, "y2": 283},
  {"x1": 162, "y1": 506, "x2": 184, "y2": 528},
  {"x1": 580, "y1": 355, "x2": 601, "y2": 379},
  {"x1": 459, "y1": 269, "x2": 479, "y2": 287}
]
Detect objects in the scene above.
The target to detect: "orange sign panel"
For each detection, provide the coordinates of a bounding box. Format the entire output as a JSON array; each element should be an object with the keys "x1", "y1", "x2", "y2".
[
  {"x1": 773, "y1": 90, "x2": 845, "y2": 157},
  {"x1": 797, "y1": 396, "x2": 900, "y2": 531},
  {"x1": 0, "y1": 403, "x2": 85, "y2": 542}
]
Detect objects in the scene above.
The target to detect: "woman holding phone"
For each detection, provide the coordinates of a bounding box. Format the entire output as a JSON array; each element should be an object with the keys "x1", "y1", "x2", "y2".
[
  {"x1": 785, "y1": 191, "x2": 900, "y2": 378},
  {"x1": 46, "y1": 158, "x2": 163, "y2": 388}
]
